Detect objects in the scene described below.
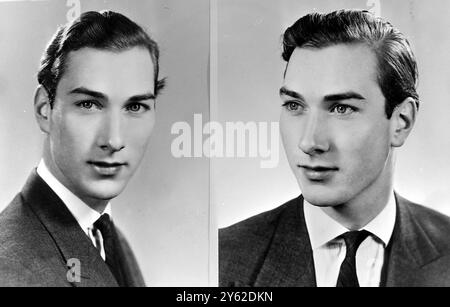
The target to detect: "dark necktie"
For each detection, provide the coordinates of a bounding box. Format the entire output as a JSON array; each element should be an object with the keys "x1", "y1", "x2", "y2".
[
  {"x1": 94, "y1": 214, "x2": 126, "y2": 286},
  {"x1": 336, "y1": 230, "x2": 370, "y2": 287}
]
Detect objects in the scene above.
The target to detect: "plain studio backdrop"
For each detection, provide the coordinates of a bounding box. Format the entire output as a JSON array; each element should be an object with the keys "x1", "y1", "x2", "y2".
[
  {"x1": 214, "y1": 0, "x2": 450, "y2": 227},
  {"x1": 0, "y1": 0, "x2": 210, "y2": 286}
]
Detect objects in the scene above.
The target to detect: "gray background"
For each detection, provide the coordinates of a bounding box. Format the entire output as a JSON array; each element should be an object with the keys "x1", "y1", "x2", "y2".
[
  {"x1": 215, "y1": 0, "x2": 450, "y2": 227},
  {"x1": 0, "y1": 0, "x2": 210, "y2": 286}
]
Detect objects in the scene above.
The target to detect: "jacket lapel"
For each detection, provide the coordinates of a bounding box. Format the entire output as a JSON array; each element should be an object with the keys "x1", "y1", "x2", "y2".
[
  {"x1": 115, "y1": 229, "x2": 146, "y2": 287},
  {"x1": 384, "y1": 193, "x2": 441, "y2": 286},
  {"x1": 22, "y1": 171, "x2": 118, "y2": 287},
  {"x1": 254, "y1": 196, "x2": 316, "y2": 287}
]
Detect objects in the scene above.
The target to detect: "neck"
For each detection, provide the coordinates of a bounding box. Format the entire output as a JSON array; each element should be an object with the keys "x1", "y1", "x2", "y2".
[
  {"x1": 321, "y1": 151, "x2": 395, "y2": 230},
  {"x1": 86, "y1": 199, "x2": 109, "y2": 214}
]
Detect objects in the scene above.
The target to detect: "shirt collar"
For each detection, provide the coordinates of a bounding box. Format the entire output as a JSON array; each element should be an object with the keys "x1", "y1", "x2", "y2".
[
  {"x1": 304, "y1": 192, "x2": 396, "y2": 249},
  {"x1": 363, "y1": 192, "x2": 396, "y2": 246},
  {"x1": 36, "y1": 159, "x2": 111, "y2": 235},
  {"x1": 304, "y1": 200, "x2": 348, "y2": 249}
]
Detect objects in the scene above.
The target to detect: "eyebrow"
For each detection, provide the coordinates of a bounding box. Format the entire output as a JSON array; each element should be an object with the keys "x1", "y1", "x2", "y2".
[
  {"x1": 69, "y1": 87, "x2": 106, "y2": 99},
  {"x1": 279, "y1": 86, "x2": 365, "y2": 102},
  {"x1": 128, "y1": 93, "x2": 156, "y2": 102},
  {"x1": 279, "y1": 87, "x2": 305, "y2": 101},
  {"x1": 323, "y1": 92, "x2": 366, "y2": 102},
  {"x1": 69, "y1": 87, "x2": 156, "y2": 101}
]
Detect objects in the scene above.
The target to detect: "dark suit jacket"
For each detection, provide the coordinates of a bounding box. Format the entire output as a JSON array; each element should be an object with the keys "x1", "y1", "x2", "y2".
[
  {"x1": 0, "y1": 171, "x2": 145, "y2": 287},
  {"x1": 219, "y1": 194, "x2": 450, "y2": 287}
]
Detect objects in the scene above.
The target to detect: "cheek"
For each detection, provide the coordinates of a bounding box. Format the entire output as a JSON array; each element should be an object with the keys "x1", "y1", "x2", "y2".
[
  {"x1": 52, "y1": 114, "x2": 98, "y2": 160},
  {"x1": 280, "y1": 114, "x2": 299, "y2": 157},
  {"x1": 65, "y1": 116, "x2": 97, "y2": 150},
  {"x1": 126, "y1": 118, "x2": 155, "y2": 155},
  {"x1": 338, "y1": 121, "x2": 391, "y2": 181}
]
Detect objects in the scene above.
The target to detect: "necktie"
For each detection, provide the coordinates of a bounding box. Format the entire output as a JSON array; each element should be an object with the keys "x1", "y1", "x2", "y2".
[
  {"x1": 94, "y1": 214, "x2": 125, "y2": 286},
  {"x1": 336, "y1": 230, "x2": 370, "y2": 287}
]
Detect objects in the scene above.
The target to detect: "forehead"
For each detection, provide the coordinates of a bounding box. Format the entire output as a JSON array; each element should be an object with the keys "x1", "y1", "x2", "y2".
[
  {"x1": 283, "y1": 44, "x2": 380, "y2": 97},
  {"x1": 58, "y1": 47, "x2": 155, "y2": 96}
]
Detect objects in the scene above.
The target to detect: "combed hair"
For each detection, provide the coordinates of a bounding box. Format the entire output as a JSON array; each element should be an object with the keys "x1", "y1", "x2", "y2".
[
  {"x1": 38, "y1": 10, "x2": 165, "y2": 106},
  {"x1": 282, "y1": 10, "x2": 419, "y2": 118}
]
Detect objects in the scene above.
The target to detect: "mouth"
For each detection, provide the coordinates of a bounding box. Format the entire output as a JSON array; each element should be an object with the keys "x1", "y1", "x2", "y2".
[
  {"x1": 298, "y1": 164, "x2": 339, "y2": 181},
  {"x1": 87, "y1": 161, "x2": 127, "y2": 176}
]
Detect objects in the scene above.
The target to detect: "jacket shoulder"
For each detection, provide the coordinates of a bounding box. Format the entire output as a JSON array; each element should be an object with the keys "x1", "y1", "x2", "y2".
[
  {"x1": 220, "y1": 202, "x2": 290, "y2": 242},
  {"x1": 0, "y1": 193, "x2": 69, "y2": 286},
  {"x1": 219, "y1": 197, "x2": 298, "y2": 286},
  {"x1": 403, "y1": 198, "x2": 450, "y2": 250},
  {"x1": 115, "y1": 228, "x2": 146, "y2": 287},
  {"x1": 0, "y1": 193, "x2": 41, "y2": 249}
]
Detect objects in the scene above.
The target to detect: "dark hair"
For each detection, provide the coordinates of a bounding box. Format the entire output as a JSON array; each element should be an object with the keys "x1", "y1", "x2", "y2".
[
  {"x1": 282, "y1": 9, "x2": 419, "y2": 118},
  {"x1": 38, "y1": 10, "x2": 165, "y2": 106}
]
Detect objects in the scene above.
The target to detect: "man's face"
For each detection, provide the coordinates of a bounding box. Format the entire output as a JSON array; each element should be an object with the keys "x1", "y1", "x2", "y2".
[
  {"x1": 44, "y1": 47, "x2": 156, "y2": 207},
  {"x1": 280, "y1": 44, "x2": 394, "y2": 207}
]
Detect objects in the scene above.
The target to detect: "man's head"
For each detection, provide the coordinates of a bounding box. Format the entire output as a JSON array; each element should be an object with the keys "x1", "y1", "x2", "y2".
[
  {"x1": 34, "y1": 11, "x2": 164, "y2": 211},
  {"x1": 282, "y1": 10, "x2": 418, "y2": 119},
  {"x1": 279, "y1": 10, "x2": 418, "y2": 207},
  {"x1": 38, "y1": 10, "x2": 165, "y2": 106}
]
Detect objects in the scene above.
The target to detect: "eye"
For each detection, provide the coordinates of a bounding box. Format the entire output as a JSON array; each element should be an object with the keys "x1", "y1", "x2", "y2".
[
  {"x1": 331, "y1": 104, "x2": 355, "y2": 115},
  {"x1": 282, "y1": 101, "x2": 303, "y2": 113},
  {"x1": 76, "y1": 100, "x2": 100, "y2": 110},
  {"x1": 126, "y1": 103, "x2": 150, "y2": 113}
]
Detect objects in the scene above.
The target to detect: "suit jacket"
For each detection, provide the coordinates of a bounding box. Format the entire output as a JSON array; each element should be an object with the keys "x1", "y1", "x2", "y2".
[
  {"x1": 0, "y1": 171, "x2": 145, "y2": 287},
  {"x1": 219, "y1": 194, "x2": 450, "y2": 287}
]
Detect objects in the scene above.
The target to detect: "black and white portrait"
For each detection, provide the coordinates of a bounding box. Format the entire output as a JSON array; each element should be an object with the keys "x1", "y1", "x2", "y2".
[{"x1": 0, "y1": 0, "x2": 449, "y2": 288}]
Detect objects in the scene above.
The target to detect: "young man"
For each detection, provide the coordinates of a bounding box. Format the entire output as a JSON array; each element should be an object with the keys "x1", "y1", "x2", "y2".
[
  {"x1": 220, "y1": 10, "x2": 450, "y2": 287},
  {"x1": 0, "y1": 10, "x2": 164, "y2": 287}
]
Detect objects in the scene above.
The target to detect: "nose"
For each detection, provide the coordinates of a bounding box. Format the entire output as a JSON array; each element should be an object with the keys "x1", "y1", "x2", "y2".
[
  {"x1": 98, "y1": 111, "x2": 125, "y2": 153},
  {"x1": 298, "y1": 112, "x2": 329, "y2": 155}
]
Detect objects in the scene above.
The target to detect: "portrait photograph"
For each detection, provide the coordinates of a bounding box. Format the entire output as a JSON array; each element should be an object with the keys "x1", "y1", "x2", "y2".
[
  {"x1": 0, "y1": 0, "x2": 210, "y2": 286},
  {"x1": 216, "y1": 0, "x2": 450, "y2": 287},
  {"x1": 1, "y1": 0, "x2": 450, "y2": 289}
]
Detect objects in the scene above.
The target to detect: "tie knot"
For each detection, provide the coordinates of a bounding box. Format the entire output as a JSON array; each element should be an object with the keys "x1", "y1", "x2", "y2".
[
  {"x1": 341, "y1": 230, "x2": 370, "y2": 256},
  {"x1": 94, "y1": 213, "x2": 113, "y2": 238}
]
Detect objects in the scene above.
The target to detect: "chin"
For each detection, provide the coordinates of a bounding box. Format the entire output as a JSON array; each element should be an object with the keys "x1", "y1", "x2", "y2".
[
  {"x1": 300, "y1": 183, "x2": 352, "y2": 207},
  {"x1": 84, "y1": 181, "x2": 127, "y2": 201}
]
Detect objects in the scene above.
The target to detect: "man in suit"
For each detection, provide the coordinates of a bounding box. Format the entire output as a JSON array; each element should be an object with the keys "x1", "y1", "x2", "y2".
[
  {"x1": 0, "y1": 10, "x2": 165, "y2": 286},
  {"x1": 220, "y1": 10, "x2": 450, "y2": 287}
]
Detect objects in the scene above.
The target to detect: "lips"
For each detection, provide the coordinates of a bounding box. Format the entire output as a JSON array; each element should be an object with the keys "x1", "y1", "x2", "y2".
[
  {"x1": 88, "y1": 161, "x2": 127, "y2": 176},
  {"x1": 298, "y1": 164, "x2": 338, "y2": 181}
]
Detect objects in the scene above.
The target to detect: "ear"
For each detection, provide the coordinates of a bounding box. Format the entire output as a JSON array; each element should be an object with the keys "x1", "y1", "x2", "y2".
[
  {"x1": 34, "y1": 85, "x2": 52, "y2": 134},
  {"x1": 390, "y1": 97, "x2": 418, "y2": 147}
]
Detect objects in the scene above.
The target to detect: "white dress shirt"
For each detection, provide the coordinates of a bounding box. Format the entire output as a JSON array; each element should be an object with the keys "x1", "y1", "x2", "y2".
[
  {"x1": 37, "y1": 159, "x2": 110, "y2": 260},
  {"x1": 304, "y1": 193, "x2": 396, "y2": 287}
]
